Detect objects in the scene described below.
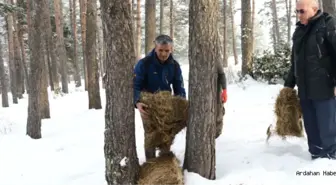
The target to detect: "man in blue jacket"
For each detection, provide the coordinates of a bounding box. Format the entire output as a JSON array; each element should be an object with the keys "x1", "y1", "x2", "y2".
[{"x1": 133, "y1": 34, "x2": 186, "y2": 160}]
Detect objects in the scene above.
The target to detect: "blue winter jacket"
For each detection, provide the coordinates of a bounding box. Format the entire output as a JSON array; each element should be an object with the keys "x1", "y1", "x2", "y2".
[{"x1": 133, "y1": 49, "x2": 186, "y2": 106}]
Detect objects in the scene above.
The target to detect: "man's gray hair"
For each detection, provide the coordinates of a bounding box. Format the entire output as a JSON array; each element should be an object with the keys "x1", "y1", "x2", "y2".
[{"x1": 154, "y1": 34, "x2": 173, "y2": 45}]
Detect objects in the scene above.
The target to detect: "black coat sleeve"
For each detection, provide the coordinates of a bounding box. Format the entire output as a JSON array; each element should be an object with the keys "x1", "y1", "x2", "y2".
[
  {"x1": 217, "y1": 61, "x2": 227, "y2": 89},
  {"x1": 284, "y1": 48, "x2": 296, "y2": 88}
]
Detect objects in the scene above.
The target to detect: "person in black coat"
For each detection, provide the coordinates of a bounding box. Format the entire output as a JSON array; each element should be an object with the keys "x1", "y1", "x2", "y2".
[{"x1": 284, "y1": 0, "x2": 336, "y2": 160}]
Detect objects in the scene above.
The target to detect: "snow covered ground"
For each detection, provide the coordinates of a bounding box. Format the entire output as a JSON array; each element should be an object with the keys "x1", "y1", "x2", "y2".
[{"x1": 1, "y1": 62, "x2": 336, "y2": 185}]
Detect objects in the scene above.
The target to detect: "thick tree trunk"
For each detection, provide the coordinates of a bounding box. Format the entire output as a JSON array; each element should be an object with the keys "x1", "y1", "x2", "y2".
[
  {"x1": 54, "y1": 0, "x2": 69, "y2": 94},
  {"x1": 145, "y1": 0, "x2": 156, "y2": 54},
  {"x1": 26, "y1": 0, "x2": 47, "y2": 139},
  {"x1": 40, "y1": 53, "x2": 50, "y2": 119},
  {"x1": 100, "y1": 0, "x2": 139, "y2": 184},
  {"x1": 0, "y1": 39, "x2": 9, "y2": 107},
  {"x1": 86, "y1": 0, "x2": 102, "y2": 109},
  {"x1": 183, "y1": 0, "x2": 218, "y2": 180},
  {"x1": 241, "y1": 0, "x2": 253, "y2": 75}
]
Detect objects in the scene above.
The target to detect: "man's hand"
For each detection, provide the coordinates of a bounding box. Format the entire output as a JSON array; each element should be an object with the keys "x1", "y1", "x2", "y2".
[
  {"x1": 136, "y1": 102, "x2": 149, "y2": 119},
  {"x1": 221, "y1": 89, "x2": 227, "y2": 103}
]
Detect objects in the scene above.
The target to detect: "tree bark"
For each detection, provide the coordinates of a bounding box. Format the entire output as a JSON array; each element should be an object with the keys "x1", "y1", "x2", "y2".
[
  {"x1": 0, "y1": 39, "x2": 9, "y2": 107},
  {"x1": 183, "y1": 0, "x2": 218, "y2": 180},
  {"x1": 323, "y1": 0, "x2": 336, "y2": 15},
  {"x1": 170, "y1": 0, "x2": 174, "y2": 40},
  {"x1": 71, "y1": 0, "x2": 81, "y2": 87},
  {"x1": 136, "y1": 0, "x2": 141, "y2": 59},
  {"x1": 223, "y1": 0, "x2": 228, "y2": 67},
  {"x1": 100, "y1": 0, "x2": 139, "y2": 184},
  {"x1": 79, "y1": 0, "x2": 88, "y2": 91},
  {"x1": 6, "y1": 10, "x2": 18, "y2": 104},
  {"x1": 241, "y1": 0, "x2": 253, "y2": 76},
  {"x1": 40, "y1": 52, "x2": 50, "y2": 119},
  {"x1": 145, "y1": 0, "x2": 156, "y2": 54},
  {"x1": 53, "y1": 0, "x2": 69, "y2": 94},
  {"x1": 86, "y1": 0, "x2": 102, "y2": 109},
  {"x1": 26, "y1": 0, "x2": 47, "y2": 139},
  {"x1": 160, "y1": 0, "x2": 164, "y2": 34},
  {"x1": 230, "y1": 0, "x2": 238, "y2": 65}
]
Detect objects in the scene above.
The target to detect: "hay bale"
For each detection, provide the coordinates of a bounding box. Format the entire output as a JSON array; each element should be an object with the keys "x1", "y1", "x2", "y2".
[
  {"x1": 140, "y1": 91, "x2": 188, "y2": 151},
  {"x1": 138, "y1": 151, "x2": 184, "y2": 185},
  {"x1": 267, "y1": 87, "x2": 303, "y2": 141}
]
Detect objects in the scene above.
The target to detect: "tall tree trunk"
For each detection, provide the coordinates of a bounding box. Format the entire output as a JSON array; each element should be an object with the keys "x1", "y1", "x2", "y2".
[
  {"x1": 241, "y1": 0, "x2": 253, "y2": 76},
  {"x1": 16, "y1": 0, "x2": 28, "y2": 94},
  {"x1": 136, "y1": 0, "x2": 141, "y2": 59},
  {"x1": 79, "y1": 0, "x2": 88, "y2": 91},
  {"x1": 285, "y1": 0, "x2": 292, "y2": 44},
  {"x1": 145, "y1": 0, "x2": 156, "y2": 54},
  {"x1": 319, "y1": 0, "x2": 323, "y2": 11},
  {"x1": 169, "y1": 0, "x2": 174, "y2": 40},
  {"x1": 12, "y1": 12, "x2": 24, "y2": 99},
  {"x1": 26, "y1": 0, "x2": 47, "y2": 139},
  {"x1": 53, "y1": 0, "x2": 69, "y2": 94},
  {"x1": 100, "y1": 0, "x2": 140, "y2": 184},
  {"x1": 70, "y1": 0, "x2": 81, "y2": 87},
  {"x1": 230, "y1": 0, "x2": 238, "y2": 65},
  {"x1": 323, "y1": 0, "x2": 336, "y2": 15},
  {"x1": 222, "y1": 0, "x2": 228, "y2": 67},
  {"x1": 183, "y1": 0, "x2": 218, "y2": 179},
  {"x1": 46, "y1": 43, "x2": 54, "y2": 91},
  {"x1": 86, "y1": 0, "x2": 102, "y2": 109},
  {"x1": 271, "y1": 0, "x2": 280, "y2": 47},
  {"x1": 6, "y1": 9, "x2": 18, "y2": 104},
  {"x1": 160, "y1": 0, "x2": 164, "y2": 34},
  {"x1": 45, "y1": 0, "x2": 60, "y2": 92},
  {"x1": 251, "y1": 0, "x2": 255, "y2": 54},
  {"x1": 0, "y1": 39, "x2": 9, "y2": 107},
  {"x1": 40, "y1": 52, "x2": 50, "y2": 119}
]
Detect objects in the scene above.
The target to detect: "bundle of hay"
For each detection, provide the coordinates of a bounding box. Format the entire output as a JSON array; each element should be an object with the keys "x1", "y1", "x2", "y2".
[
  {"x1": 140, "y1": 91, "x2": 188, "y2": 152},
  {"x1": 266, "y1": 87, "x2": 303, "y2": 141},
  {"x1": 138, "y1": 151, "x2": 184, "y2": 185}
]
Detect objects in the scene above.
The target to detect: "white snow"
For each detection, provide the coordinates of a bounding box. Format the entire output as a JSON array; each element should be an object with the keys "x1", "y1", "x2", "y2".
[
  {"x1": 120, "y1": 157, "x2": 128, "y2": 167},
  {"x1": 1, "y1": 60, "x2": 336, "y2": 185}
]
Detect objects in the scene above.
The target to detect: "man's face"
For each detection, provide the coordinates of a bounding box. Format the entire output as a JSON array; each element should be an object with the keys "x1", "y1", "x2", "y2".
[
  {"x1": 296, "y1": 2, "x2": 318, "y2": 25},
  {"x1": 155, "y1": 44, "x2": 172, "y2": 62}
]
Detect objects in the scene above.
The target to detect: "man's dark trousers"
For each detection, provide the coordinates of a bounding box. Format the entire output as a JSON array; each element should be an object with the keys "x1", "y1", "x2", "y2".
[{"x1": 300, "y1": 98, "x2": 336, "y2": 159}]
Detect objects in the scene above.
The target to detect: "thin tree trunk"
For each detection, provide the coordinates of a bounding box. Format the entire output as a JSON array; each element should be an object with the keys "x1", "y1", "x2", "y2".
[
  {"x1": 271, "y1": 0, "x2": 280, "y2": 47},
  {"x1": 6, "y1": 10, "x2": 18, "y2": 104},
  {"x1": 100, "y1": 0, "x2": 140, "y2": 184},
  {"x1": 86, "y1": 0, "x2": 102, "y2": 109},
  {"x1": 79, "y1": 0, "x2": 88, "y2": 91},
  {"x1": 46, "y1": 43, "x2": 54, "y2": 91},
  {"x1": 160, "y1": 0, "x2": 164, "y2": 34},
  {"x1": 241, "y1": 0, "x2": 253, "y2": 76},
  {"x1": 0, "y1": 39, "x2": 9, "y2": 107},
  {"x1": 71, "y1": 0, "x2": 81, "y2": 87},
  {"x1": 251, "y1": 0, "x2": 255, "y2": 54},
  {"x1": 223, "y1": 0, "x2": 228, "y2": 67},
  {"x1": 136, "y1": 0, "x2": 141, "y2": 59},
  {"x1": 53, "y1": 0, "x2": 69, "y2": 94},
  {"x1": 145, "y1": 0, "x2": 156, "y2": 54},
  {"x1": 183, "y1": 0, "x2": 218, "y2": 179},
  {"x1": 26, "y1": 0, "x2": 47, "y2": 139},
  {"x1": 230, "y1": 0, "x2": 238, "y2": 65},
  {"x1": 169, "y1": 0, "x2": 174, "y2": 40},
  {"x1": 45, "y1": 0, "x2": 60, "y2": 91},
  {"x1": 286, "y1": 0, "x2": 292, "y2": 44}
]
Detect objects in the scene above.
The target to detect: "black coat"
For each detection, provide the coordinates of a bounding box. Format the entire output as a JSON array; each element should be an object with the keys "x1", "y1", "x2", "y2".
[{"x1": 285, "y1": 10, "x2": 336, "y2": 100}]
